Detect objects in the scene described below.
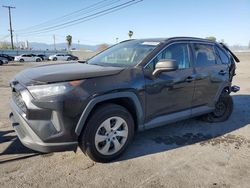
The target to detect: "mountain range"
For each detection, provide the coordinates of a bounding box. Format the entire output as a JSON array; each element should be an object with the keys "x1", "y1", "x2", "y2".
[{"x1": 28, "y1": 42, "x2": 101, "y2": 51}]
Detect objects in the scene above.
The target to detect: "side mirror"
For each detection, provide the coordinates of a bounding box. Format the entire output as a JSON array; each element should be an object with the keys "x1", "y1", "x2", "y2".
[{"x1": 152, "y1": 59, "x2": 178, "y2": 77}]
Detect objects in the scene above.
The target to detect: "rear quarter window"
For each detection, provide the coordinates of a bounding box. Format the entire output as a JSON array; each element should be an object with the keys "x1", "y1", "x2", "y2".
[{"x1": 216, "y1": 46, "x2": 230, "y2": 64}]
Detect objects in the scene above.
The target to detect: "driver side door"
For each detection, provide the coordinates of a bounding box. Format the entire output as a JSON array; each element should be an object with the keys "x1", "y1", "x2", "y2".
[{"x1": 144, "y1": 42, "x2": 195, "y2": 124}]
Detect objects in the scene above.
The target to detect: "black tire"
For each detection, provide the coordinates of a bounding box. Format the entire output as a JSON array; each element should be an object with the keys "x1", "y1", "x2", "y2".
[
  {"x1": 19, "y1": 59, "x2": 24, "y2": 62},
  {"x1": 79, "y1": 103, "x2": 134, "y2": 163},
  {"x1": 36, "y1": 58, "x2": 41, "y2": 62},
  {"x1": 67, "y1": 57, "x2": 71, "y2": 61},
  {"x1": 203, "y1": 92, "x2": 233, "y2": 123},
  {"x1": 0, "y1": 60, "x2": 3, "y2": 65},
  {"x1": 53, "y1": 57, "x2": 57, "y2": 61}
]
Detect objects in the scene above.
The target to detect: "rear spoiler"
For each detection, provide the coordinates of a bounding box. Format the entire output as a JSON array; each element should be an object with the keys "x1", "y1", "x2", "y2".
[{"x1": 220, "y1": 43, "x2": 240, "y2": 63}]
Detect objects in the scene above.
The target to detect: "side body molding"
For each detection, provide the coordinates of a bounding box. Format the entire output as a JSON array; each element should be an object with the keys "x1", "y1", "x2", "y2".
[{"x1": 75, "y1": 92, "x2": 144, "y2": 135}]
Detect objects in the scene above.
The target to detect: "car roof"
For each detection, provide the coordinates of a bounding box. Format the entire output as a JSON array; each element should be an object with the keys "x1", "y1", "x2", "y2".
[
  {"x1": 167, "y1": 37, "x2": 217, "y2": 43},
  {"x1": 126, "y1": 37, "x2": 217, "y2": 44}
]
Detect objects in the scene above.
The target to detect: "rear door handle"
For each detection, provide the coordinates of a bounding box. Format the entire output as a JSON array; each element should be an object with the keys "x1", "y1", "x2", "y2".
[
  {"x1": 219, "y1": 70, "x2": 227, "y2": 75},
  {"x1": 186, "y1": 76, "x2": 195, "y2": 82}
]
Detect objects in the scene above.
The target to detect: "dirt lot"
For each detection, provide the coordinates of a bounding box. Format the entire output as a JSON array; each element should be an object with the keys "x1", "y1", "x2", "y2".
[{"x1": 0, "y1": 56, "x2": 250, "y2": 188}]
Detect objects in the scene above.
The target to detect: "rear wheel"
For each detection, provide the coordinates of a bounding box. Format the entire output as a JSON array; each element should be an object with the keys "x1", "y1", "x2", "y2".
[
  {"x1": 79, "y1": 104, "x2": 134, "y2": 162},
  {"x1": 203, "y1": 92, "x2": 233, "y2": 122},
  {"x1": 67, "y1": 57, "x2": 71, "y2": 61},
  {"x1": 0, "y1": 60, "x2": 3, "y2": 65},
  {"x1": 36, "y1": 58, "x2": 41, "y2": 62},
  {"x1": 19, "y1": 59, "x2": 24, "y2": 62}
]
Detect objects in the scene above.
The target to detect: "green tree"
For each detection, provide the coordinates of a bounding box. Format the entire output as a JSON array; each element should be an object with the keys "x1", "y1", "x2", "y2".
[
  {"x1": 0, "y1": 42, "x2": 16, "y2": 49},
  {"x1": 128, "y1": 30, "x2": 133, "y2": 39},
  {"x1": 206, "y1": 36, "x2": 216, "y2": 42},
  {"x1": 220, "y1": 39, "x2": 225, "y2": 43},
  {"x1": 66, "y1": 35, "x2": 72, "y2": 50}
]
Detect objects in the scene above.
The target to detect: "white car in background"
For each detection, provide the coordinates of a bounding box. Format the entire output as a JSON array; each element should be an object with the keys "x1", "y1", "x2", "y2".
[
  {"x1": 48, "y1": 54, "x2": 71, "y2": 61},
  {"x1": 14, "y1": 54, "x2": 42, "y2": 62}
]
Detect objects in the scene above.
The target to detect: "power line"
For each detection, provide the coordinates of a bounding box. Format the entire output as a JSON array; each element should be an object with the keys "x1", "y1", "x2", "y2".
[
  {"x1": 18, "y1": 0, "x2": 142, "y2": 36},
  {"x1": 17, "y1": 0, "x2": 120, "y2": 33},
  {"x1": 2, "y1": 5, "x2": 16, "y2": 49}
]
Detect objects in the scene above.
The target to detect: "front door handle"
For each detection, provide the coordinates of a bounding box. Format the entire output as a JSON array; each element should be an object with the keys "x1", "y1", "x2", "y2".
[
  {"x1": 186, "y1": 76, "x2": 195, "y2": 82},
  {"x1": 219, "y1": 70, "x2": 227, "y2": 75}
]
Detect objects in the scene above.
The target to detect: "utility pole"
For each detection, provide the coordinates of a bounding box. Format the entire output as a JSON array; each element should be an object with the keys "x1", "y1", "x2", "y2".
[
  {"x1": 3, "y1": 5, "x2": 15, "y2": 49},
  {"x1": 53, "y1": 34, "x2": 56, "y2": 51}
]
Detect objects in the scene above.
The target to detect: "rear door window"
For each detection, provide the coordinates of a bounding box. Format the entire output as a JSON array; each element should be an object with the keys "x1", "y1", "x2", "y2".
[{"x1": 193, "y1": 43, "x2": 217, "y2": 67}]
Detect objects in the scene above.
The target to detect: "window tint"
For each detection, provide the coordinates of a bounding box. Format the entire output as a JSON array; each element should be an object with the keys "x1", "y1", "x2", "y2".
[
  {"x1": 216, "y1": 46, "x2": 230, "y2": 64},
  {"x1": 193, "y1": 43, "x2": 216, "y2": 66},
  {"x1": 146, "y1": 43, "x2": 190, "y2": 70}
]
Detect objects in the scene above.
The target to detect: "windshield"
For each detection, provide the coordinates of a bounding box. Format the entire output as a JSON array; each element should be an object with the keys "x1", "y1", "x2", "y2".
[{"x1": 88, "y1": 40, "x2": 160, "y2": 67}]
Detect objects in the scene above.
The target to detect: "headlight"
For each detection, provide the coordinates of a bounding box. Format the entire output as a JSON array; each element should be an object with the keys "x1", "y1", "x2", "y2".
[{"x1": 27, "y1": 83, "x2": 73, "y2": 99}]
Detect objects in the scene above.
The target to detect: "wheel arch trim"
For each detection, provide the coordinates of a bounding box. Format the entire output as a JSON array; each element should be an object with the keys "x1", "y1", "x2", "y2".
[
  {"x1": 214, "y1": 82, "x2": 231, "y2": 103},
  {"x1": 75, "y1": 92, "x2": 144, "y2": 136}
]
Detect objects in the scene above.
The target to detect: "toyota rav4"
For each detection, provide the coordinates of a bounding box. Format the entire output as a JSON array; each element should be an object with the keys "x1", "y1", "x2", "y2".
[{"x1": 9, "y1": 37, "x2": 240, "y2": 162}]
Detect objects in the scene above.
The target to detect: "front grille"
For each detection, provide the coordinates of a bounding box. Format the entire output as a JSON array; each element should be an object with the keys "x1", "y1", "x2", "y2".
[{"x1": 12, "y1": 91, "x2": 27, "y2": 113}]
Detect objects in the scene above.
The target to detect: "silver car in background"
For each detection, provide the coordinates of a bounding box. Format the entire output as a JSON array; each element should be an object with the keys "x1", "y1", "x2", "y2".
[
  {"x1": 48, "y1": 54, "x2": 71, "y2": 61},
  {"x1": 0, "y1": 57, "x2": 9, "y2": 65}
]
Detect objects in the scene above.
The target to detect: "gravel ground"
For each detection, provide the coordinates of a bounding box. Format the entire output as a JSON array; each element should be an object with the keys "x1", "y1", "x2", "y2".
[{"x1": 0, "y1": 58, "x2": 250, "y2": 188}]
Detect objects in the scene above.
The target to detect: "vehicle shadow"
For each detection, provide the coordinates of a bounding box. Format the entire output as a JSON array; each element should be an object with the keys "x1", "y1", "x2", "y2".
[
  {"x1": 118, "y1": 94, "x2": 250, "y2": 161},
  {"x1": 0, "y1": 130, "x2": 40, "y2": 164}
]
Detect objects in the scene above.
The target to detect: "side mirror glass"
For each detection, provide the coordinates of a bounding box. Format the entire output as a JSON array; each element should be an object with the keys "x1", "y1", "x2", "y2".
[{"x1": 152, "y1": 59, "x2": 178, "y2": 77}]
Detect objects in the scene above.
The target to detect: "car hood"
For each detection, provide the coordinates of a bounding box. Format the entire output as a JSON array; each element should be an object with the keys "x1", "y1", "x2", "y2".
[{"x1": 14, "y1": 62, "x2": 124, "y2": 86}]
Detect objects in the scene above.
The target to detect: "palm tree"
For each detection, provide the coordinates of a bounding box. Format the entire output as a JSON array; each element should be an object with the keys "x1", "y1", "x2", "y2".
[
  {"x1": 128, "y1": 30, "x2": 133, "y2": 39},
  {"x1": 66, "y1": 35, "x2": 72, "y2": 51}
]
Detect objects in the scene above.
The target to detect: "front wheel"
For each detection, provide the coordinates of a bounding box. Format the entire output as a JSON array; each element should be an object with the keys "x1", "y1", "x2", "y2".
[
  {"x1": 36, "y1": 58, "x2": 41, "y2": 62},
  {"x1": 203, "y1": 92, "x2": 233, "y2": 123},
  {"x1": 53, "y1": 57, "x2": 57, "y2": 61},
  {"x1": 79, "y1": 104, "x2": 134, "y2": 163}
]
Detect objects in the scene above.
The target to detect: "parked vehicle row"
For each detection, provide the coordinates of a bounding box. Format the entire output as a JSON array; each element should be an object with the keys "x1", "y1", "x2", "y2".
[
  {"x1": 0, "y1": 53, "x2": 79, "y2": 63},
  {"x1": 13, "y1": 53, "x2": 79, "y2": 62}
]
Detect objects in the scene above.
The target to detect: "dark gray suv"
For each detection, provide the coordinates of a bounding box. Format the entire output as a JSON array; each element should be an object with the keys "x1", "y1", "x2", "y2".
[{"x1": 9, "y1": 37, "x2": 239, "y2": 162}]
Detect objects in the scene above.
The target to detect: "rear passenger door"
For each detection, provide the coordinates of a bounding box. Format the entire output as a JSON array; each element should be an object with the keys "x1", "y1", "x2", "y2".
[{"x1": 191, "y1": 43, "x2": 229, "y2": 108}]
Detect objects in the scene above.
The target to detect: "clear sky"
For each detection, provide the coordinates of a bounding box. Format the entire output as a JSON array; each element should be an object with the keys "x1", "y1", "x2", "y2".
[{"x1": 0, "y1": 0, "x2": 249, "y2": 45}]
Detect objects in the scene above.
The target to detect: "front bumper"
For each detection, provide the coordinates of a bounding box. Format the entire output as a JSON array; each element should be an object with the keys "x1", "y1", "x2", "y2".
[{"x1": 10, "y1": 99, "x2": 78, "y2": 153}]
